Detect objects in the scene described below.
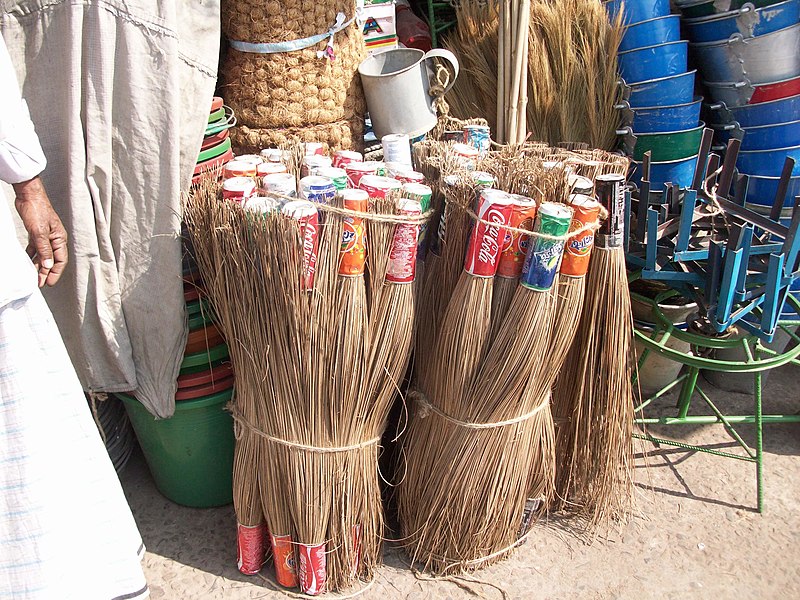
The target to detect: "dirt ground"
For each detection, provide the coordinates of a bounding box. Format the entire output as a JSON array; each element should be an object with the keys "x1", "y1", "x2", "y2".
[{"x1": 120, "y1": 362, "x2": 800, "y2": 600}]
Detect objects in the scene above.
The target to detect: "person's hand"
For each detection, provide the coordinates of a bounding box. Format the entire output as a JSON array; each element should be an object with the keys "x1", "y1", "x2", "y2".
[{"x1": 13, "y1": 176, "x2": 68, "y2": 287}]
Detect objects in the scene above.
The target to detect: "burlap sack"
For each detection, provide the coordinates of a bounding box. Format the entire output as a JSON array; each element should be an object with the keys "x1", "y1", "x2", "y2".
[{"x1": 230, "y1": 118, "x2": 365, "y2": 154}]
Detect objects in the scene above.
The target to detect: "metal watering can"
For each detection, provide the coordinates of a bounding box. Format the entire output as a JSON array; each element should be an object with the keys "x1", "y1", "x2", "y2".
[{"x1": 358, "y1": 48, "x2": 459, "y2": 139}]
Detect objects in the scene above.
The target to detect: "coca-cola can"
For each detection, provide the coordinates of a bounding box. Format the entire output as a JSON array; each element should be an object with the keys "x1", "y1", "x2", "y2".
[
  {"x1": 520, "y1": 202, "x2": 572, "y2": 291},
  {"x1": 297, "y1": 542, "x2": 326, "y2": 596},
  {"x1": 222, "y1": 176, "x2": 256, "y2": 203},
  {"x1": 463, "y1": 189, "x2": 514, "y2": 276},
  {"x1": 301, "y1": 155, "x2": 333, "y2": 178},
  {"x1": 282, "y1": 200, "x2": 319, "y2": 290},
  {"x1": 358, "y1": 175, "x2": 402, "y2": 200},
  {"x1": 561, "y1": 194, "x2": 601, "y2": 277},
  {"x1": 237, "y1": 522, "x2": 266, "y2": 575},
  {"x1": 345, "y1": 161, "x2": 380, "y2": 188},
  {"x1": 299, "y1": 176, "x2": 336, "y2": 204},
  {"x1": 333, "y1": 149, "x2": 363, "y2": 169},
  {"x1": 270, "y1": 533, "x2": 298, "y2": 588},
  {"x1": 223, "y1": 160, "x2": 257, "y2": 180},
  {"x1": 496, "y1": 194, "x2": 538, "y2": 279},
  {"x1": 387, "y1": 198, "x2": 422, "y2": 284},
  {"x1": 262, "y1": 172, "x2": 297, "y2": 198}
]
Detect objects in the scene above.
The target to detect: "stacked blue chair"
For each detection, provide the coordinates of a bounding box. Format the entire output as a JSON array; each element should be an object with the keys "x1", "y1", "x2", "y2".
[{"x1": 608, "y1": 0, "x2": 705, "y2": 190}]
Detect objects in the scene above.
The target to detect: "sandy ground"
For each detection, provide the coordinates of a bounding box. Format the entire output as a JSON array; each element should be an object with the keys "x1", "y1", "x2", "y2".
[{"x1": 120, "y1": 362, "x2": 800, "y2": 599}]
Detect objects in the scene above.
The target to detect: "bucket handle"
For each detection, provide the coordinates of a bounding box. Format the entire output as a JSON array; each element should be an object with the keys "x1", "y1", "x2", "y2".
[{"x1": 422, "y1": 49, "x2": 460, "y2": 96}]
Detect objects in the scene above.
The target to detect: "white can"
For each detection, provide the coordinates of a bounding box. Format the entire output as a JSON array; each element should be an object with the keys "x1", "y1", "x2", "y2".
[
  {"x1": 262, "y1": 173, "x2": 297, "y2": 198},
  {"x1": 382, "y1": 134, "x2": 413, "y2": 168}
]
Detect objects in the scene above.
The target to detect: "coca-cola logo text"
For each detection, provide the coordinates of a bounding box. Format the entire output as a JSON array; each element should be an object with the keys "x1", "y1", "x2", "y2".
[{"x1": 477, "y1": 208, "x2": 507, "y2": 264}]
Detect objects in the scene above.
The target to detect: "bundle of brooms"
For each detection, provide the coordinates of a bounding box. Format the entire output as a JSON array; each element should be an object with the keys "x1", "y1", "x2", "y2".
[
  {"x1": 185, "y1": 177, "x2": 427, "y2": 593},
  {"x1": 400, "y1": 142, "x2": 614, "y2": 573}
]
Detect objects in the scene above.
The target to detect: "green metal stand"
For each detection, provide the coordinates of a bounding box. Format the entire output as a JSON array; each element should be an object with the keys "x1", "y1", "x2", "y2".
[
  {"x1": 632, "y1": 293, "x2": 800, "y2": 513},
  {"x1": 426, "y1": 0, "x2": 457, "y2": 47}
]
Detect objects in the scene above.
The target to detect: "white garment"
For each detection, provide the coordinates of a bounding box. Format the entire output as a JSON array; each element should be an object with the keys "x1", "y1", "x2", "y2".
[
  {"x1": 0, "y1": 290, "x2": 149, "y2": 600},
  {"x1": 0, "y1": 33, "x2": 45, "y2": 307}
]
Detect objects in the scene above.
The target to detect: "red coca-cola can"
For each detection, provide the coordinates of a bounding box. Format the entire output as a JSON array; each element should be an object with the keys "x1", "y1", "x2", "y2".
[
  {"x1": 496, "y1": 194, "x2": 538, "y2": 279},
  {"x1": 237, "y1": 522, "x2": 267, "y2": 575},
  {"x1": 358, "y1": 175, "x2": 402, "y2": 200},
  {"x1": 345, "y1": 161, "x2": 380, "y2": 188},
  {"x1": 222, "y1": 176, "x2": 256, "y2": 203},
  {"x1": 333, "y1": 149, "x2": 363, "y2": 169},
  {"x1": 464, "y1": 189, "x2": 514, "y2": 276},
  {"x1": 386, "y1": 198, "x2": 422, "y2": 283},
  {"x1": 297, "y1": 542, "x2": 326, "y2": 596},
  {"x1": 282, "y1": 200, "x2": 319, "y2": 290},
  {"x1": 270, "y1": 533, "x2": 298, "y2": 588}
]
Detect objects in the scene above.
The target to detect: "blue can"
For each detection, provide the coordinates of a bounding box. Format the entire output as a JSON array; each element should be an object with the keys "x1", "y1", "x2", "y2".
[
  {"x1": 520, "y1": 202, "x2": 572, "y2": 291},
  {"x1": 299, "y1": 176, "x2": 336, "y2": 204},
  {"x1": 463, "y1": 124, "x2": 491, "y2": 154}
]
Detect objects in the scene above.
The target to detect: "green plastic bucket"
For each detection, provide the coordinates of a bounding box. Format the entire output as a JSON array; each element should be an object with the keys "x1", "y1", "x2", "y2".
[
  {"x1": 633, "y1": 122, "x2": 705, "y2": 162},
  {"x1": 118, "y1": 390, "x2": 234, "y2": 507}
]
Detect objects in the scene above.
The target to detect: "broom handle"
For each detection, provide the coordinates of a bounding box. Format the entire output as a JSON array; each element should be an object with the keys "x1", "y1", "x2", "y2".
[
  {"x1": 504, "y1": 0, "x2": 512, "y2": 143},
  {"x1": 497, "y1": 0, "x2": 506, "y2": 143},
  {"x1": 508, "y1": 0, "x2": 526, "y2": 144},
  {"x1": 516, "y1": 0, "x2": 530, "y2": 144}
]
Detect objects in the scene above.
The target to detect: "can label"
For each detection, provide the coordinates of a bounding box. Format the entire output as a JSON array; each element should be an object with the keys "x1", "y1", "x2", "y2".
[
  {"x1": 270, "y1": 533, "x2": 298, "y2": 588},
  {"x1": 262, "y1": 173, "x2": 297, "y2": 198},
  {"x1": 237, "y1": 522, "x2": 266, "y2": 575},
  {"x1": 301, "y1": 155, "x2": 333, "y2": 178},
  {"x1": 496, "y1": 197, "x2": 538, "y2": 278},
  {"x1": 596, "y1": 173, "x2": 625, "y2": 246},
  {"x1": 463, "y1": 124, "x2": 491, "y2": 154},
  {"x1": 561, "y1": 196, "x2": 601, "y2": 277},
  {"x1": 358, "y1": 175, "x2": 402, "y2": 200},
  {"x1": 297, "y1": 543, "x2": 326, "y2": 596},
  {"x1": 401, "y1": 183, "x2": 432, "y2": 212},
  {"x1": 471, "y1": 171, "x2": 496, "y2": 188},
  {"x1": 222, "y1": 177, "x2": 256, "y2": 202},
  {"x1": 393, "y1": 170, "x2": 426, "y2": 185},
  {"x1": 350, "y1": 524, "x2": 362, "y2": 577},
  {"x1": 223, "y1": 160, "x2": 257, "y2": 180},
  {"x1": 464, "y1": 189, "x2": 514, "y2": 276},
  {"x1": 346, "y1": 162, "x2": 379, "y2": 188},
  {"x1": 340, "y1": 194, "x2": 369, "y2": 276},
  {"x1": 520, "y1": 203, "x2": 572, "y2": 291},
  {"x1": 283, "y1": 201, "x2": 320, "y2": 290},
  {"x1": 333, "y1": 150, "x2": 363, "y2": 169},
  {"x1": 304, "y1": 142, "x2": 324, "y2": 156},
  {"x1": 299, "y1": 176, "x2": 336, "y2": 205},
  {"x1": 257, "y1": 162, "x2": 287, "y2": 177},
  {"x1": 386, "y1": 199, "x2": 422, "y2": 283}
]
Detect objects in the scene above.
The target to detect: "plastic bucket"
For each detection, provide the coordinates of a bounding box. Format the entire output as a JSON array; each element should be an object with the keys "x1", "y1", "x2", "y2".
[
  {"x1": 618, "y1": 41, "x2": 689, "y2": 85},
  {"x1": 630, "y1": 155, "x2": 700, "y2": 189},
  {"x1": 743, "y1": 173, "x2": 800, "y2": 207},
  {"x1": 632, "y1": 97, "x2": 702, "y2": 133},
  {"x1": 723, "y1": 120, "x2": 800, "y2": 151},
  {"x1": 605, "y1": 0, "x2": 670, "y2": 25},
  {"x1": 619, "y1": 15, "x2": 681, "y2": 52},
  {"x1": 690, "y1": 23, "x2": 800, "y2": 85},
  {"x1": 708, "y1": 93, "x2": 800, "y2": 127},
  {"x1": 683, "y1": 0, "x2": 800, "y2": 43},
  {"x1": 737, "y1": 144, "x2": 800, "y2": 177},
  {"x1": 119, "y1": 390, "x2": 234, "y2": 507},
  {"x1": 358, "y1": 48, "x2": 459, "y2": 139},
  {"x1": 628, "y1": 70, "x2": 697, "y2": 107},
  {"x1": 677, "y1": 0, "x2": 784, "y2": 19},
  {"x1": 632, "y1": 122, "x2": 705, "y2": 161},
  {"x1": 705, "y1": 74, "x2": 800, "y2": 108}
]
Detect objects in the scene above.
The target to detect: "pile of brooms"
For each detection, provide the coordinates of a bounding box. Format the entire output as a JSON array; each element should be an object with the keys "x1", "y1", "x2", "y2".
[{"x1": 184, "y1": 172, "x2": 427, "y2": 593}]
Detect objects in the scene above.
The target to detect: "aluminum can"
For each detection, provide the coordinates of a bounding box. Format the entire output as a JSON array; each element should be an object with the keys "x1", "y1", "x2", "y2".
[
  {"x1": 301, "y1": 155, "x2": 333, "y2": 178},
  {"x1": 393, "y1": 170, "x2": 426, "y2": 184},
  {"x1": 222, "y1": 176, "x2": 256, "y2": 202},
  {"x1": 237, "y1": 522, "x2": 266, "y2": 575},
  {"x1": 358, "y1": 175, "x2": 402, "y2": 200},
  {"x1": 235, "y1": 154, "x2": 264, "y2": 166},
  {"x1": 333, "y1": 149, "x2": 363, "y2": 169},
  {"x1": 452, "y1": 142, "x2": 479, "y2": 169},
  {"x1": 297, "y1": 542, "x2": 326, "y2": 596},
  {"x1": 270, "y1": 533, "x2": 298, "y2": 588},
  {"x1": 386, "y1": 198, "x2": 422, "y2": 283},
  {"x1": 596, "y1": 173, "x2": 626, "y2": 247},
  {"x1": 568, "y1": 173, "x2": 594, "y2": 195},
  {"x1": 339, "y1": 189, "x2": 369, "y2": 276},
  {"x1": 464, "y1": 189, "x2": 515, "y2": 276},
  {"x1": 471, "y1": 170, "x2": 496, "y2": 188},
  {"x1": 350, "y1": 524, "x2": 363, "y2": 577},
  {"x1": 317, "y1": 167, "x2": 348, "y2": 191},
  {"x1": 262, "y1": 172, "x2": 297, "y2": 198},
  {"x1": 382, "y1": 133, "x2": 413, "y2": 167},
  {"x1": 520, "y1": 202, "x2": 572, "y2": 291},
  {"x1": 443, "y1": 130, "x2": 463, "y2": 142},
  {"x1": 561, "y1": 194, "x2": 601, "y2": 277},
  {"x1": 496, "y1": 194, "x2": 538, "y2": 278},
  {"x1": 223, "y1": 160, "x2": 257, "y2": 180},
  {"x1": 401, "y1": 182, "x2": 432, "y2": 212},
  {"x1": 282, "y1": 200, "x2": 319, "y2": 290},
  {"x1": 345, "y1": 161, "x2": 380, "y2": 188},
  {"x1": 463, "y1": 124, "x2": 491, "y2": 154},
  {"x1": 304, "y1": 142, "x2": 325, "y2": 156},
  {"x1": 299, "y1": 176, "x2": 336, "y2": 204},
  {"x1": 257, "y1": 162, "x2": 287, "y2": 177},
  {"x1": 260, "y1": 148, "x2": 284, "y2": 163},
  {"x1": 244, "y1": 196, "x2": 281, "y2": 214}
]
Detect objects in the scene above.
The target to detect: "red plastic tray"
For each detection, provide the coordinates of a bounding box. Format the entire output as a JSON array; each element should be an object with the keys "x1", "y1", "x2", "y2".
[
  {"x1": 175, "y1": 375, "x2": 234, "y2": 400},
  {"x1": 177, "y1": 361, "x2": 234, "y2": 389},
  {"x1": 210, "y1": 96, "x2": 224, "y2": 112},
  {"x1": 201, "y1": 128, "x2": 230, "y2": 152}
]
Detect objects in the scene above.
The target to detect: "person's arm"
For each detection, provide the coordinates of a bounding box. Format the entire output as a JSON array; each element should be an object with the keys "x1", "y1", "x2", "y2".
[{"x1": 0, "y1": 35, "x2": 68, "y2": 287}]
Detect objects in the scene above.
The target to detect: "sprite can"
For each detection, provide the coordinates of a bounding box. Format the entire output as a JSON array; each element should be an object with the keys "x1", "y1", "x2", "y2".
[{"x1": 520, "y1": 202, "x2": 572, "y2": 291}]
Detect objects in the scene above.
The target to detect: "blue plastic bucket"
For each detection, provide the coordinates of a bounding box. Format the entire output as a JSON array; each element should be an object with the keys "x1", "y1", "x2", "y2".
[
  {"x1": 620, "y1": 15, "x2": 682, "y2": 52},
  {"x1": 709, "y1": 93, "x2": 800, "y2": 128},
  {"x1": 683, "y1": 0, "x2": 800, "y2": 43},
  {"x1": 737, "y1": 145, "x2": 800, "y2": 177},
  {"x1": 630, "y1": 155, "x2": 700, "y2": 189},
  {"x1": 741, "y1": 120, "x2": 800, "y2": 151},
  {"x1": 632, "y1": 97, "x2": 702, "y2": 133},
  {"x1": 628, "y1": 70, "x2": 697, "y2": 107},
  {"x1": 744, "y1": 174, "x2": 800, "y2": 207},
  {"x1": 618, "y1": 41, "x2": 689, "y2": 85},
  {"x1": 605, "y1": 0, "x2": 671, "y2": 25}
]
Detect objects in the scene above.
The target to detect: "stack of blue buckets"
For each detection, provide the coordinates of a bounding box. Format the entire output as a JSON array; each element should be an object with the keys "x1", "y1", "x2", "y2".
[{"x1": 608, "y1": 0, "x2": 704, "y2": 190}]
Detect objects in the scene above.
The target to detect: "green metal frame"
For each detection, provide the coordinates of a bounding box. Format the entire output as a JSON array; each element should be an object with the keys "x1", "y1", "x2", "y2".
[
  {"x1": 631, "y1": 287, "x2": 800, "y2": 513},
  {"x1": 426, "y1": 0, "x2": 457, "y2": 48}
]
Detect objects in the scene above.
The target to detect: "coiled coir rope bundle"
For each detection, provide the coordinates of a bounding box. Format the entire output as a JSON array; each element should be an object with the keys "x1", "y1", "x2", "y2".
[{"x1": 230, "y1": 117, "x2": 365, "y2": 155}]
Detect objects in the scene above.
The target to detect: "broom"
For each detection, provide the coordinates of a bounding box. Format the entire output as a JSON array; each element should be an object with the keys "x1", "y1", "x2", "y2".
[{"x1": 552, "y1": 174, "x2": 634, "y2": 524}]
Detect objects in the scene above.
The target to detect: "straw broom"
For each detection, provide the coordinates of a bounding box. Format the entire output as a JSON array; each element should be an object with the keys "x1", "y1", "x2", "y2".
[{"x1": 552, "y1": 174, "x2": 634, "y2": 524}]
